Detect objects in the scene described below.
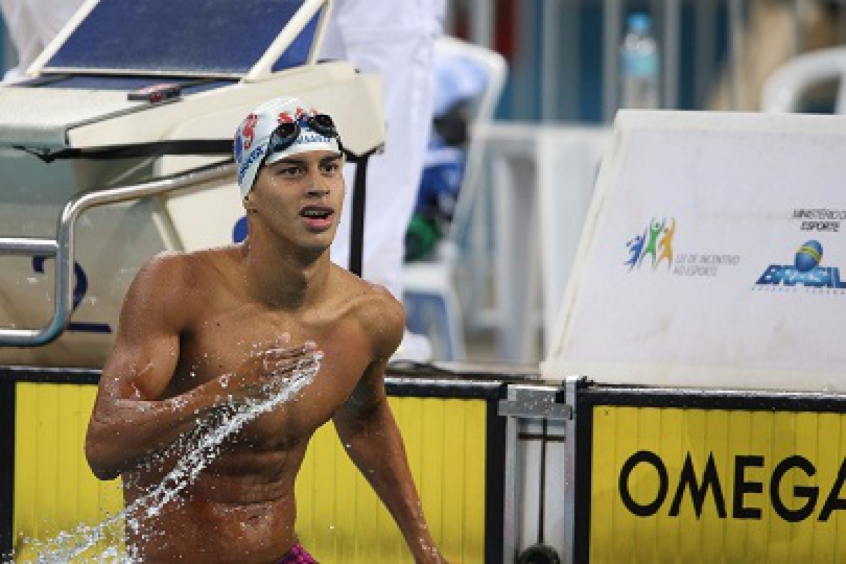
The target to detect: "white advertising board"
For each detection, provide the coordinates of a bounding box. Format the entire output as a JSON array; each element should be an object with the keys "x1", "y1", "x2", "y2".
[{"x1": 543, "y1": 110, "x2": 846, "y2": 392}]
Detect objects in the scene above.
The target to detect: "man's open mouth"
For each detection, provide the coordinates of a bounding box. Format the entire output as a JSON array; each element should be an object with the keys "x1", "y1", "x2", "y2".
[
  {"x1": 300, "y1": 206, "x2": 334, "y2": 230},
  {"x1": 301, "y1": 207, "x2": 333, "y2": 220}
]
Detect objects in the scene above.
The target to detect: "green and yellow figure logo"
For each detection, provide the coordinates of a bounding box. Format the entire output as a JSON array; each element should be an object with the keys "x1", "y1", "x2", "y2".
[{"x1": 625, "y1": 218, "x2": 676, "y2": 271}]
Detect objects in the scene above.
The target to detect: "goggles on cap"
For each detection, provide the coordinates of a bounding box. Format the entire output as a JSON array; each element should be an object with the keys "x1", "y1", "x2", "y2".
[{"x1": 264, "y1": 113, "x2": 344, "y2": 165}]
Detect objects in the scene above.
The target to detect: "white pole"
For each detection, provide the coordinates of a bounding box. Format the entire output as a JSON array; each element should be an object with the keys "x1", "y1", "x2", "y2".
[
  {"x1": 794, "y1": 0, "x2": 804, "y2": 55},
  {"x1": 542, "y1": 0, "x2": 563, "y2": 121},
  {"x1": 663, "y1": 0, "x2": 681, "y2": 109},
  {"x1": 470, "y1": 0, "x2": 495, "y2": 48},
  {"x1": 694, "y1": 0, "x2": 717, "y2": 109},
  {"x1": 728, "y1": 0, "x2": 744, "y2": 110},
  {"x1": 603, "y1": 0, "x2": 623, "y2": 122}
]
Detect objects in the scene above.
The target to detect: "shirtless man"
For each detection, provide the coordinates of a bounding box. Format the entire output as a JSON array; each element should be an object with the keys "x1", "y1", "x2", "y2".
[{"x1": 85, "y1": 97, "x2": 445, "y2": 563}]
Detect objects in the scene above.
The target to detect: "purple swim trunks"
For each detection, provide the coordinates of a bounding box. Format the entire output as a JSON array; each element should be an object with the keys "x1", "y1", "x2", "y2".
[{"x1": 276, "y1": 542, "x2": 317, "y2": 564}]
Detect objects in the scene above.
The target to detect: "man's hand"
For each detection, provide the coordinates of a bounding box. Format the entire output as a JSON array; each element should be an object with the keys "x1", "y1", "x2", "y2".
[{"x1": 215, "y1": 334, "x2": 322, "y2": 410}]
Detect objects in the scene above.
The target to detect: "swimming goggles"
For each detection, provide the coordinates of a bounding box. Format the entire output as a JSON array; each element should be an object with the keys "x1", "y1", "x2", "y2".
[{"x1": 265, "y1": 113, "x2": 343, "y2": 159}]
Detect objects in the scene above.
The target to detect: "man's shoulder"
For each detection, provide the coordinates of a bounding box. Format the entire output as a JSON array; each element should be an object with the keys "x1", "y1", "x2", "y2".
[
  {"x1": 135, "y1": 250, "x2": 194, "y2": 287},
  {"x1": 120, "y1": 247, "x2": 239, "y2": 332},
  {"x1": 331, "y1": 266, "x2": 403, "y2": 317},
  {"x1": 132, "y1": 247, "x2": 237, "y2": 302},
  {"x1": 330, "y1": 266, "x2": 405, "y2": 358}
]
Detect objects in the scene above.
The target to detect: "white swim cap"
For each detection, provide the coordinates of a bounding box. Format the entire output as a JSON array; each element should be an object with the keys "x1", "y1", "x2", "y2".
[{"x1": 233, "y1": 96, "x2": 343, "y2": 200}]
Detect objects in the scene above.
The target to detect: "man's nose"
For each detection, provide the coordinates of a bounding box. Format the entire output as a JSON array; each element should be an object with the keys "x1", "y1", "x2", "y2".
[
  {"x1": 306, "y1": 184, "x2": 330, "y2": 198},
  {"x1": 306, "y1": 173, "x2": 331, "y2": 197}
]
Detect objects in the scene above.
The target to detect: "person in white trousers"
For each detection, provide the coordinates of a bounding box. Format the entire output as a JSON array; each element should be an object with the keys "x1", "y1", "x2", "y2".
[
  {"x1": 0, "y1": 0, "x2": 83, "y2": 82},
  {"x1": 322, "y1": 0, "x2": 446, "y2": 361}
]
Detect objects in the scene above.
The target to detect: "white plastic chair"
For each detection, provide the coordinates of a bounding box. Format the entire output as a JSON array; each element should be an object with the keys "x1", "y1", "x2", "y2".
[
  {"x1": 762, "y1": 46, "x2": 846, "y2": 113},
  {"x1": 402, "y1": 36, "x2": 507, "y2": 360}
]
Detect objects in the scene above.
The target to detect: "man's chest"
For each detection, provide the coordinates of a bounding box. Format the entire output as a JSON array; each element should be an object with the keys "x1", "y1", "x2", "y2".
[{"x1": 177, "y1": 310, "x2": 372, "y2": 447}]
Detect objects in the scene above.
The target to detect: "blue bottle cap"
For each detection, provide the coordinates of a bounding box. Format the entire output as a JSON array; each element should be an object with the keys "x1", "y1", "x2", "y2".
[{"x1": 628, "y1": 13, "x2": 651, "y2": 34}]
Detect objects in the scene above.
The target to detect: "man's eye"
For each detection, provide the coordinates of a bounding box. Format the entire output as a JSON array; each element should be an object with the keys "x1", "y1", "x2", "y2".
[
  {"x1": 277, "y1": 166, "x2": 302, "y2": 176},
  {"x1": 321, "y1": 163, "x2": 340, "y2": 174}
]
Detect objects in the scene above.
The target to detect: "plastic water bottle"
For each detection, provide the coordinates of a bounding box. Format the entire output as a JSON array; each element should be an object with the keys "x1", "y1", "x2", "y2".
[{"x1": 620, "y1": 13, "x2": 660, "y2": 109}]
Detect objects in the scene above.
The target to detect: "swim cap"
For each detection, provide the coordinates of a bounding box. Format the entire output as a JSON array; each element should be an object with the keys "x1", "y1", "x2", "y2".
[{"x1": 233, "y1": 96, "x2": 343, "y2": 200}]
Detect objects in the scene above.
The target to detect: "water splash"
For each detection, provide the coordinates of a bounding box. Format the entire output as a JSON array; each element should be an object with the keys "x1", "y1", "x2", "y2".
[{"x1": 20, "y1": 357, "x2": 320, "y2": 563}]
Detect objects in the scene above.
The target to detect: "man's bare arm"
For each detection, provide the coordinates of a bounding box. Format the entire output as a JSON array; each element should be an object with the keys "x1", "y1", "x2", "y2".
[
  {"x1": 333, "y1": 293, "x2": 445, "y2": 563},
  {"x1": 85, "y1": 254, "x2": 220, "y2": 479}
]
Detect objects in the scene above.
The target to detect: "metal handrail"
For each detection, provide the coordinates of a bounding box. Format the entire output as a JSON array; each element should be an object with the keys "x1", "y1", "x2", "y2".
[{"x1": 0, "y1": 161, "x2": 237, "y2": 347}]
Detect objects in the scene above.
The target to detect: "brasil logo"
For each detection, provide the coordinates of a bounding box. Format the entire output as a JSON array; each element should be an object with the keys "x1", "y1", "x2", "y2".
[
  {"x1": 756, "y1": 240, "x2": 846, "y2": 288},
  {"x1": 795, "y1": 241, "x2": 822, "y2": 272}
]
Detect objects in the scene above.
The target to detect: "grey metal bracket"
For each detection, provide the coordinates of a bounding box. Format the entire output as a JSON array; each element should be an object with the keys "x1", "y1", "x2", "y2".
[
  {"x1": 499, "y1": 381, "x2": 572, "y2": 563},
  {"x1": 498, "y1": 383, "x2": 572, "y2": 420}
]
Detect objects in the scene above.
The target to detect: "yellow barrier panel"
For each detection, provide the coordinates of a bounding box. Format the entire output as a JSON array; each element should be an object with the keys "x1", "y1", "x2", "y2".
[
  {"x1": 590, "y1": 406, "x2": 846, "y2": 563},
  {"x1": 13, "y1": 384, "x2": 487, "y2": 563},
  {"x1": 14, "y1": 382, "x2": 123, "y2": 562},
  {"x1": 297, "y1": 397, "x2": 488, "y2": 564}
]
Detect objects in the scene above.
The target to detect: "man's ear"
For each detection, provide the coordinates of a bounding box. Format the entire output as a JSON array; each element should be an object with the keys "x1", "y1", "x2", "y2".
[{"x1": 243, "y1": 194, "x2": 258, "y2": 214}]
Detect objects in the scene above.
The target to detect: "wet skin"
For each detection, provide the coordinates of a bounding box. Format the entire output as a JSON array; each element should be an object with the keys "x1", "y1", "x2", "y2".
[{"x1": 86, "y1": 152, "x2": 445, "y2": 563}]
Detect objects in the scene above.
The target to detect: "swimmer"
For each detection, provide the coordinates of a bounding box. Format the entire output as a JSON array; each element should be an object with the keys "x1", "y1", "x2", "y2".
[{"x1": 85, "y1": 97, "x2": 446, "y2": 563}]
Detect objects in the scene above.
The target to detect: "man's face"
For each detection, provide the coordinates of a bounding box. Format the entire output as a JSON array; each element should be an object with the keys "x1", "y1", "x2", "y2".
[{"x1": 247, "y1": 150, "x2": 345, "y2": 251}]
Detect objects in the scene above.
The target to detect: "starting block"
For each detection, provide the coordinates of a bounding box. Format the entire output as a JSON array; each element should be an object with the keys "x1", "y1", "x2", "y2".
[{"x1": 0, "y1": 0, "x2": 384, "y2": 367}]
